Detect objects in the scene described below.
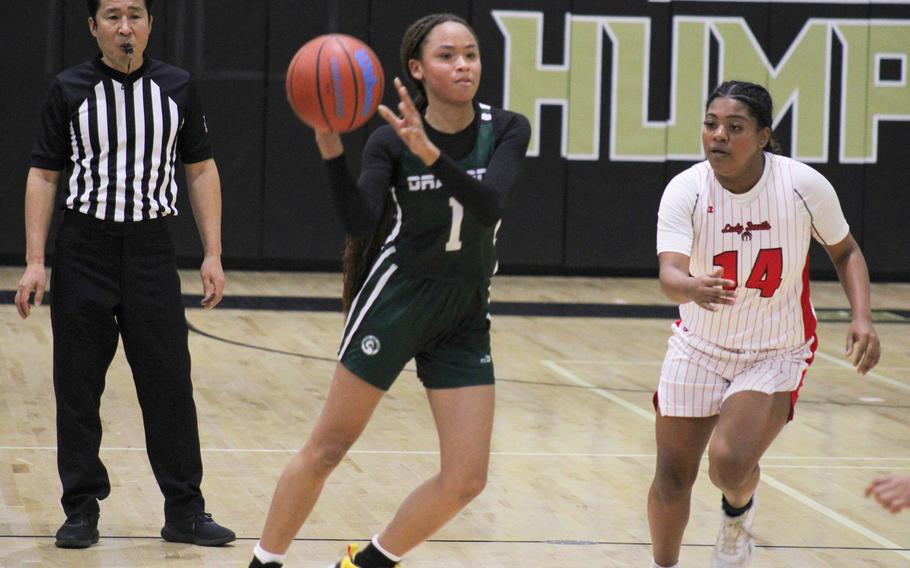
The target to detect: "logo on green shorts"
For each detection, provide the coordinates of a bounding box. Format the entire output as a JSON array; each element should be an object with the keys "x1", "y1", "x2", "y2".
[{"x1": 361, "y1": 335, "x2": 381, "y2": 356}]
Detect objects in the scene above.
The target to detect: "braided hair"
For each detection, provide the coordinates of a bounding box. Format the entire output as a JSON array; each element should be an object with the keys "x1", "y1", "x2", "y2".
[
  {"x1": 341, "y1": 194, "x2": 396, "y2": 314},
  {"x1": 707, "y1": 81, "x2": 782, "y2": 154},
  {"x1": 342, "y1": 14, "x2": 479, "y2": 312},
  {"x1": 399, "y1": 13, "x2": 477, "y2": 112}
]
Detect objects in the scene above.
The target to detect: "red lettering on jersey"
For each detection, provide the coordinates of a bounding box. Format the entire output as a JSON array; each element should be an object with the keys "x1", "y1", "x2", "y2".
[
  {"x1": 712, "y1": 248, "x2": 784, "y2": 297},
  {"x1": 722, "y1": 220, "x2": 771, "y2": 241},
  {"x1": 746, "y1": 220, "x2": 771, "y2": 231},
  {"x1": 746, "y1": 248, "x2": 784, "y2": 297},
  {"x1": 713, "y1": 251, "x2": 738, "y2": 290}
]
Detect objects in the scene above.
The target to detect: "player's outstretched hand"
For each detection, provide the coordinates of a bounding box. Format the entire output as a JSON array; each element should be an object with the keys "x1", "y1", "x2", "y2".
[
  {"x1": 378, "y1": 77, "x2": 440, "y2": 166},
  {"x1": 688, "y1": 267, "x2": 736, "y2": 312},
  {"x1": 866, "y1": 474, "x2": 910, "y2": 513},
  {"x1": 846, "y1": 317, "x2": 880, "y2": 374}
]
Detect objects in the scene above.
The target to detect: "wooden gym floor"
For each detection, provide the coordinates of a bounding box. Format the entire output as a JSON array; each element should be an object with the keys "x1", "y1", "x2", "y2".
[{"x1": 0, "y1": 267, "x2": 908, "y2": 567}]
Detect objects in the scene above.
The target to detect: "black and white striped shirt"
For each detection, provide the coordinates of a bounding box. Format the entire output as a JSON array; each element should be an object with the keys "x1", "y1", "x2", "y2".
[{"x1": 31, "y1": 55, "x2": 212, "y2": 222}]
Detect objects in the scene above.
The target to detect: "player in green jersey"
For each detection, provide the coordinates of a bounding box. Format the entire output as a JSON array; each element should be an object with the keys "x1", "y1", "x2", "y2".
[{"x1": 249, "y1": 13, "x2": 530, "y2": 568}]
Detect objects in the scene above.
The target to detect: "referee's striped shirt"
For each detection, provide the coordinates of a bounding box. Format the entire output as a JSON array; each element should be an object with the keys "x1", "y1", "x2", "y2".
[{"x1": 30, "y1": 55, "x2": 212, "y2": 222}]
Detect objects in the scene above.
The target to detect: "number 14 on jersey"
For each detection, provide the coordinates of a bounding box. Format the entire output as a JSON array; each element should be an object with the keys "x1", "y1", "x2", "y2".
[{"x1": 713, "y1": 248, "x2": 783, "y2": 297}]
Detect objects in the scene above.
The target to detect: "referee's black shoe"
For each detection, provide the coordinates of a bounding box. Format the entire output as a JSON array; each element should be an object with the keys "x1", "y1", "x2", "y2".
[
  {"x1": 55, "y1": 513, "x2": 100, "y2": 548},
  {"x1": 249, "y1": 558, "x2": 283, "y2": 568},
  {"x1": 161, "y1": 512, "x2": 235, "y2": 546}
]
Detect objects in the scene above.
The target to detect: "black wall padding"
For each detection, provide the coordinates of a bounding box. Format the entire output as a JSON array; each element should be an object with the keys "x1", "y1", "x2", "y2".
[{"x1": 2, "y1": 0, "x2": 908, "y2": 280}]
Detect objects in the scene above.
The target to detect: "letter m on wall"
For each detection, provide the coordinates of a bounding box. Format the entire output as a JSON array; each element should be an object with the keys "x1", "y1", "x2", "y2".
[{"x1": 713, "y1": 18, "x2": 831, "y2": 162}]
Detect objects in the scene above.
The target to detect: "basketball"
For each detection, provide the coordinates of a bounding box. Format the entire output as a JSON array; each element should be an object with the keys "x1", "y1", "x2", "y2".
[{"x1": 286, "y1": 34, "x2": 385, "y2": 133}]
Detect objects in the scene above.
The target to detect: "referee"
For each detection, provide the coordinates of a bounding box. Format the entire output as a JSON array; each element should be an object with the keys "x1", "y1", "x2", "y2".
[{"x1": 15, "y1": 0, "x2": 234, "y2": 549}]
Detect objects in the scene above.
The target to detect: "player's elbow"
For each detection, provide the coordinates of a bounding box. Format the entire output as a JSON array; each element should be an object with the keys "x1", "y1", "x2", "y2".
[
  {"x1": 659, "y1": 278, "x2": 677, "y2": 302},
  {"x1": 476, "y1": 194, "x2": 507, "y2": 227},
  {"x1": 659, "y1": 271, "x2": 689, "y2": 304},
  {"x1": 476, "y1": 211, "x2": 502, "y2": 228},
  {"x1": 343, "y1": 217, "x2": 377, "y2": 238}
]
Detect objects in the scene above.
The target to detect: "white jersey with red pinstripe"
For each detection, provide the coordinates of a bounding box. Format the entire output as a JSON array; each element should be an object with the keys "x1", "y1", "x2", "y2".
[{"x1": 657, "y1": 152, "x2": 850, "y2": 352}]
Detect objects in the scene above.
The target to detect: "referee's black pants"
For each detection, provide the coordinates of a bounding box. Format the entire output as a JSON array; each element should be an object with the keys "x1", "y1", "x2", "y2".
[{"x1": 51, "y1": 211, "x2": 205, "y2": 522}]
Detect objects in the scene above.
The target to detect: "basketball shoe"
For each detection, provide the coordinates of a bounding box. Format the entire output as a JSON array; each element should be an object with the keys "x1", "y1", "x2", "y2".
[
  {"x1": 711, "y1": 494, "x2": 757, "y2": 567},
  {"x1": 330, "y1": 543, "x2": 400, "y2": 568}
]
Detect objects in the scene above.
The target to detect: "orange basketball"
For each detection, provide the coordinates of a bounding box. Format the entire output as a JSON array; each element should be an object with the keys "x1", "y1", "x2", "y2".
[{"x1": 286, "y1": 34, "x2": 385, "y2": 133}]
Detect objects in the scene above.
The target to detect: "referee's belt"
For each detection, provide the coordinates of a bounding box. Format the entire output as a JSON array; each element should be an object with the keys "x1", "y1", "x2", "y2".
[{"x1": 62, "y1": 209, "x2": 170, "y2": 235}]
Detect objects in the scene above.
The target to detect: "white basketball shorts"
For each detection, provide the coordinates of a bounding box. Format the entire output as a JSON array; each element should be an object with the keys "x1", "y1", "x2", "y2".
[{"x1": 655, "y1": 322, "x2": 816, "y2": 419}]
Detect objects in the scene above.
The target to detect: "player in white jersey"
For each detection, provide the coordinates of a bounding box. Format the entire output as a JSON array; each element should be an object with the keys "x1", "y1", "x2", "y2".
[{"x1": 647, "y1": 81, "x2": 881, "y2": 568}]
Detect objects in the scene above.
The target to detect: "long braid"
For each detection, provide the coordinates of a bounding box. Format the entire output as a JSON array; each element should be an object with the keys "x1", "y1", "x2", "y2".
[{"x1": 341, "y1": 194, "x2": 396, "y2": 314}]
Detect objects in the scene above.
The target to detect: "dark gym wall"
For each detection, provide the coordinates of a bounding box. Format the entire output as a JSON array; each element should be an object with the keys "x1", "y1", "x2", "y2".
[{"x1": 2, "y1": 1, "x2": 908, "y2": 280}]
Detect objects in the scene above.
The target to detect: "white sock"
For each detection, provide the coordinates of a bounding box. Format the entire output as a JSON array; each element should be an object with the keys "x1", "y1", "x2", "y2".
[
  {"x1": 651, "y1": 560, "x2": 679, "y2": 568},
  {"x1": 254, "y1": 542, "x2": 287, "y2": 564},
  {"x1": 372, "y1": 534, "x2": 403, "y2": 562}
]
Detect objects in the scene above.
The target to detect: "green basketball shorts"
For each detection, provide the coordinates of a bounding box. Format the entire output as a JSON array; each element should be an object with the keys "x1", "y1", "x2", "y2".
[{"x1": 338, "y1": 252, "x2": 495, "y2": 391}]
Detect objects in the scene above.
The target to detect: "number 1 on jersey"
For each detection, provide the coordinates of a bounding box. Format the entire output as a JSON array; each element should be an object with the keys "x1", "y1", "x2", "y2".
[{"x1": 446, "y1": 197, "x2": 464, "y2": 252}]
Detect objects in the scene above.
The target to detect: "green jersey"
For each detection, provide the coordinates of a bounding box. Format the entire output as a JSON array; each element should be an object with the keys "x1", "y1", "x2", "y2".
[{"x1": 384, "y1": 103, "x2": 497, "y2": 282}]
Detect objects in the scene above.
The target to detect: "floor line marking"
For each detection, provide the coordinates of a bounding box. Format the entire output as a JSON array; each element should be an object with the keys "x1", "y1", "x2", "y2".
[
  {"x1": 0, "y1": 533, "x2": 906, "y2": 551},
  {"x1": 759, "y1": 465, "x2": 910, "y2": 470},
  {"x1": 541, "y1": 360, "x2": 654, "y2": 421},
  {"x1": 544, "y1": 357, "x2": 903, "y2": 370},
  {"x1": 815, "y1": 350, "x2": 910, "y2": 394},
  {"x1": 541, "y1": 359, "x2": 910, "y2": 560},
  {"x1": 761, "y1": 474, "x2": 910, "y2": 559},
  {"x1": 2, "y1": 446, "x2": 910, "y2": 461}
]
